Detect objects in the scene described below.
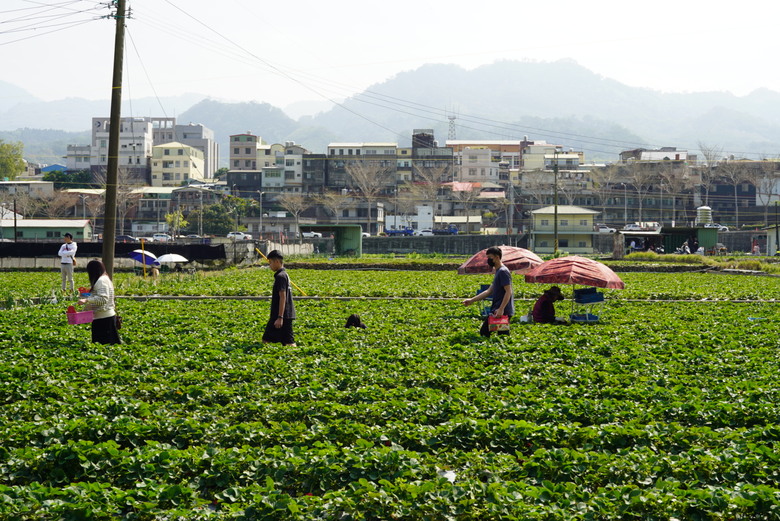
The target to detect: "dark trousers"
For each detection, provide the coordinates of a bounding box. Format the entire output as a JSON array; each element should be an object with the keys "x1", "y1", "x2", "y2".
[
  {"x1": 91, "y1": 316, "x2": 122, "y2": 345},
  {"x1": 480, "y1": 317, "x2": 510, "y2": 337}
]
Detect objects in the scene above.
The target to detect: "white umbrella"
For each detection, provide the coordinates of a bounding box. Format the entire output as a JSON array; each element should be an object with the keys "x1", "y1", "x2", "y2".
[{"x1": 154, "y1": 253, "x2": 188, "y2": 265}]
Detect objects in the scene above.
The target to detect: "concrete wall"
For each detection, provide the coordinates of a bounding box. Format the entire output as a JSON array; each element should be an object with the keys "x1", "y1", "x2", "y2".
[{"x1": 362, "y1": 234, "x2": 529, "y2": 255}]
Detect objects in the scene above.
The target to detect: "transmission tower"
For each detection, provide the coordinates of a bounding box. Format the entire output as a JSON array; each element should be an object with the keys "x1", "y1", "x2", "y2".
[{"x1": 447, "y1": 114, "x2": 457, "y2": 140}]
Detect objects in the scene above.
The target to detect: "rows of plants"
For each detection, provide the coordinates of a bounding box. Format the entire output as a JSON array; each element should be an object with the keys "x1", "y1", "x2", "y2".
[
  {"x1": 1, "y1": 291, "x2": 780, "y2": 518},
  {"x1": 2, "y1": 268, "x2": 780, "y2": 304}
]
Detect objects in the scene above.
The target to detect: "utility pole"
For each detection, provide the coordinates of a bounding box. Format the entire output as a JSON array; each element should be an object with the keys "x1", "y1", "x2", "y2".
[
  {"x1": 101, "y1": 0, "x2": 126, "y2": 276},
  {"x1": 553, "y1": 149, "x2": 559, "y2": 254},
  {"x1": 775, "y1": 200, "x2": 779, "y2": 256}
]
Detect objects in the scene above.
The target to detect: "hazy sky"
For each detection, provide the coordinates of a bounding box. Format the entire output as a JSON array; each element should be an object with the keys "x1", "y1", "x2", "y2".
[{"x1": 1, "y1": 0, "x2": 778, "y2": 111}]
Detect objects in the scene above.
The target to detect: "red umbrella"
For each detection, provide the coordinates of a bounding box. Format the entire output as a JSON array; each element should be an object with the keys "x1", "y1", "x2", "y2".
[
  {"x1": 523, "y1": 256, "x2": 625, "y2": 289},
  {"x1": 458, "y1": 246, "x2": 543, "y2": 275}
]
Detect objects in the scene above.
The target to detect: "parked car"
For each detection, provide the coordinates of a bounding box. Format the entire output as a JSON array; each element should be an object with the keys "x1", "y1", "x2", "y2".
[
  {"x1": 623, "y1": 223, "x2": 642, "y2": 231},
  {"x1": 138, "y1": 237, "x2": 155, "y2": 243},
  {"x1": 115, "y1": 235, "x2": 137, "y2": 243},
  {"x1": 301, "y1": 231, "x2": 323, "y2": 238},
  {"x1": 704, "y1": 223, "x2": 729, "y2": 231},
  {"x1": 594, "y1": 224, "x2": 616, "y2": 233},
  {"x1": 152, "y1": 233, "x2": 172, "y2": 242},
  {"x1": 185, "y1": 234, "x2": 202, "y2": 239},
  {"x1": 415, "y1": 229, "x2": 434, "y2": 236},
  {"x1": 227, "y1": 231, "x2": 252, "y2": 240},
  {"x1": 362, "y1": 232, "x2": 370, "y2": 238}
]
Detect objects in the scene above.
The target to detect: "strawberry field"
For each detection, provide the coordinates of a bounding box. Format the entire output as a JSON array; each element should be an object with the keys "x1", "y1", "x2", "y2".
[{"x1": 1, "y1": 268, "x2": 780, "y2": 519}]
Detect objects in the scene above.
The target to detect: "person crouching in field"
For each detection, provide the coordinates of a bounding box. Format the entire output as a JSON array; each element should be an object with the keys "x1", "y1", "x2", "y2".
[{"x1": 262, "y1": 250, "x2": 297, "y2": 346}]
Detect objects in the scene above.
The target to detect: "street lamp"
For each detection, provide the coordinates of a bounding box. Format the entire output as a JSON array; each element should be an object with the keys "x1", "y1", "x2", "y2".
[
  {"x1": 198, "y1": 190, "x2": 203, "y2": 237},
  {"x1": 257, "y1": 190, "x2": 264, "y2": 239},
  {"x1": 78, "y1": 194, "x2": 87, "y2": 219}
]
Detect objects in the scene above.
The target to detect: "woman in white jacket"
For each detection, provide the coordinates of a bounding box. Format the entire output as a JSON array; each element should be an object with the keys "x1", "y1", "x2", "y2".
[
  {"x1": 78, "y1": 260, "x2": 122, "y2": 345},
  {"x1": 57, "y1": 233, "x2": 77, "y2": 293}
]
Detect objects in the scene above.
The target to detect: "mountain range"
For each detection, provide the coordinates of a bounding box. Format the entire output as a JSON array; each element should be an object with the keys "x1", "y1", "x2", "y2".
[{"x1": 3, "y1": 59, "x2": 780, "y2": 165}]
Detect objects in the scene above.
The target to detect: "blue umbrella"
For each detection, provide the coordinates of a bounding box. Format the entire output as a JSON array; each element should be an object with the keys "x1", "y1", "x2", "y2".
[{"x1": 129, "y1": 249, "x2": 157, "y2": 266}]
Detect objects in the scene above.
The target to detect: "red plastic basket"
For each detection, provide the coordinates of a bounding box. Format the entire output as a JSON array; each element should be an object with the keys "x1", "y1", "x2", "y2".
[{"x1": 66, "y1": 310, "x2": 94, "y2": 325}]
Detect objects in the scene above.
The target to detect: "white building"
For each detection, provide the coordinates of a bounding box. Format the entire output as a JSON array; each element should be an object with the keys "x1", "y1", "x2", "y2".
[
  {"x1": 174, "y1": 123, "x2": 219, "y2": 179},
  {"x1": 91, "y1": 117, "x2": 154, "y2": 177},
  {"x1": 454, "y1": 147, "x2": 499, "y2": 183}
]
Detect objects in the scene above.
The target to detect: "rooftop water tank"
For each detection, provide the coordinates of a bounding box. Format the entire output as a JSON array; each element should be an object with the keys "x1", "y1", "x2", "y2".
[{"x1": 696, "y1": 206, "x2": 713, "y2": 225}]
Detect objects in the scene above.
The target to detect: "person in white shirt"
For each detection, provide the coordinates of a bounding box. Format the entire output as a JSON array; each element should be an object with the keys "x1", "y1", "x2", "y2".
[
  {"x1": 78, "y1": 260, "x2": 121, "y2": 344},
  {"x1": 57, "y1": 233, "x2": 77, "y2": 293}
]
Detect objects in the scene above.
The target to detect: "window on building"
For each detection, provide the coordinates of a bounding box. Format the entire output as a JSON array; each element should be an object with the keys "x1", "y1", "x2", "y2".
[
  {"x1": 560, "y1": 220, "x2": 569, "y2": 226},
  {"x1": 342, "y1": 209, "x2": 349, "y2": 217},
  {"x1": 578, "y1": 241, "x2": 586, "y2": 248},
  {"x1": 233, "y1": 160, "x2": 239, "y2": 167},
  {"x1": 244, "y1": 160, "x2": 251, "y2": 167},
  {"x1": 164, "y1": 149, "x2": 170, "y2": 156},
  {"x1": 559, "y1": 239, "x2": 569, "y2": 247},
  {"x1": 541, "y1": 219, "x2": 549, "y2": 226},
  {"x1": 175, "y1": 161, "x2": 180, "y2": 168},
  {"x1": 178, "y1": 149, "x2": 184, "y2": 156},
  {"x1": 233, "y1": 148, "x2": 239, "y2": 154},
  {"x1": 285, "y1": 159, "x2": 294, "y2": 166},
  {"x1": 579, "y1": 219, "x2": 587, "y2": 226},
  {"x1": 468, "y1": 168, "x2": 477, "y2": 176}
]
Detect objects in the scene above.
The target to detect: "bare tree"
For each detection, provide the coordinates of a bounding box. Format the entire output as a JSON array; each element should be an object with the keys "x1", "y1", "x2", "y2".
[
  {"x1": 391, "y1": 184, "x2": 419, "y2": 228},
  {"x1": 276, "y1": 192, "x2": 312, "y2": 243},
  {"x1": 452, "y1": 183, "x2": 480, "y2": 233},
  {"x1": 86, "y1": 193, "x2": 105, "y2": 223},
  {"x1": 345, "y1": 160, "x2": 392, "y2": 234},
  {"x1": 413, "y1": 163, "x2": 449, "y2": 223},
  {"x1": 94, "y1": 168, "x2": 143, "y2": 236},
  {"x1": 697, "y1": 142, "x2": 723, "y2": 206},
  {"x1": 12, "y1": 192, "x2": 44, "y2": 218},
  {"x1": 41, "y1": 191, "x2": 78, "y2": 219},
  {"x1": 316, "y1": 190, "x2": 350, "y2": 224},
  {"x1": 590, "y1": 164, "x2": 620, "y2": 220},
  {"x1": 752, "y1": 159, "x2": 778, "y2": 225},
  {"x1": 659, "y1": 163, "x2": 693, "y2": 226},
  {"x1": 626, "y1": 160, "x2": 654, "y2": 223},
  {"x1": 717, "y1": 158, "x2": 751, "y2": 228},
  {"x1": 520, "y1": 169, "x2": 550, "y2": 206}
]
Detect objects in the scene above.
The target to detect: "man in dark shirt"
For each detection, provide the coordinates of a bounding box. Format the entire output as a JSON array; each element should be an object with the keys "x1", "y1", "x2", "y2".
[
  {"x1": 462, "y1": 246, "x2": 514, "y2": 337},
  {"x1": 262, "y1": 250, "x2": 297, "y2": 346},
  {"x1": 532, "y1": 286, "x2": 565, "y2": 324}
]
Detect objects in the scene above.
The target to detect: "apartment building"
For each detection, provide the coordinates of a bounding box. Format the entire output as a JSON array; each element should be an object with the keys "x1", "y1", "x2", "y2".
[{"x1": 150, "y1": 142, "x2": 206, "y2": 187}]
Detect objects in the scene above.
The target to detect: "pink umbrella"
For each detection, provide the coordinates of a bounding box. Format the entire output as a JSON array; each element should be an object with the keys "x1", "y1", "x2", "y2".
[
  {"x1": 458, "y1": 246, "x2": 543, "y2": 275},
  {"x1": 524, "y1": 256, "x2": 625, "y2": 289}
]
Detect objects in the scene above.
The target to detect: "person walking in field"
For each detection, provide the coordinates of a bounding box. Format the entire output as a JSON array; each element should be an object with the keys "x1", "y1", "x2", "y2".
[
  {"x1": 462, "y1": 246, "x2": 514, "y2": 337},
  {"x1": 262, "y1": 250, "x2": 297, "y2": 346},
  {"x1": 58, "y1": 233, "x2": 77, "y2": 293},
  {"x1": 77, "y1": 260, "x2": 122, "y2": 345}
]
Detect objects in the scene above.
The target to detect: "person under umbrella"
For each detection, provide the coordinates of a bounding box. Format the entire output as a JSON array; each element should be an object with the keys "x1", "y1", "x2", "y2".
[
  {"x1": 461, "y1": 246, "x2": 514, "y2": 337},
  {"x1": 532, "y1": 286, "x2": 567, "y2": 324}
]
